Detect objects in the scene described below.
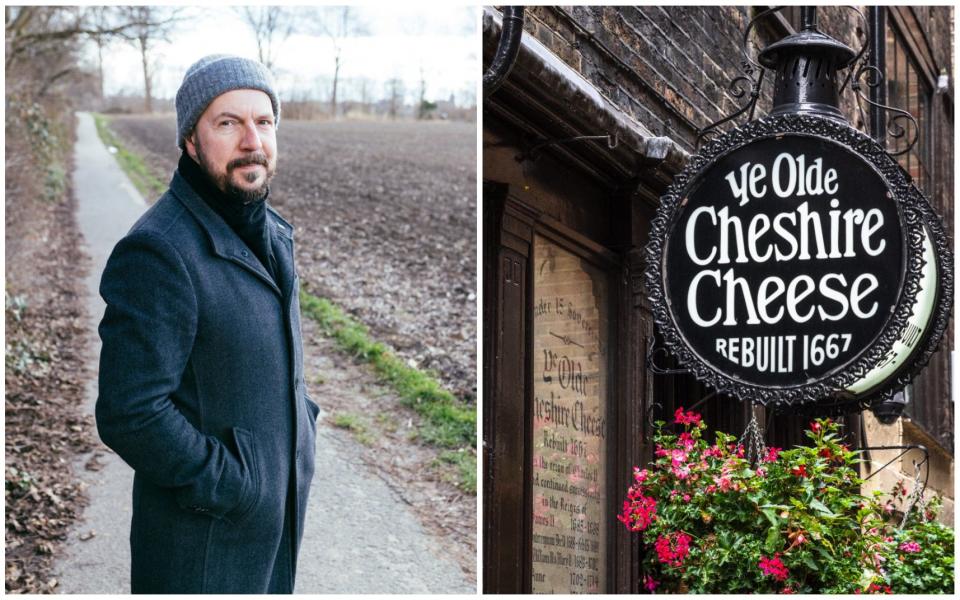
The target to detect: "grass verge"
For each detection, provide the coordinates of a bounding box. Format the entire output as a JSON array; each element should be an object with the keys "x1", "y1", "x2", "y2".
[
  {"x1": 91, "y1": 113, "x2": 166, "y2": 199},
  {"x1": 331, "y1": 412, "x2": 374, "y2": 446},
  {"x1": 300, "y1": 289, "x2": 477, "y2": 492}
]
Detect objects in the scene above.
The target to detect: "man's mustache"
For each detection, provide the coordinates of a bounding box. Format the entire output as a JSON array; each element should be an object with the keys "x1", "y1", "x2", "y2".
[{"x1": 227, "y1": 153, "x2": 269, "y2": 170}]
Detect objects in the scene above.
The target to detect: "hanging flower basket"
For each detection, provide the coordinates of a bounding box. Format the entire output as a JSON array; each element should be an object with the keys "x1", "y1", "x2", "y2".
[{"x1": 618, "y1": 409, "x2": 954, "y2": 594}]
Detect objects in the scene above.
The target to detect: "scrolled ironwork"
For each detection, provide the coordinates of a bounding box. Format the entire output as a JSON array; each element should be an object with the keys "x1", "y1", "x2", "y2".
[
  {"x1": 696, "y1": 6, "x2": 785, "y2": 148},
  {"x1": 645, "y1": 335, "x2": 689, "y2": 376},
  {"x1": 849, "y1": 64, "x2": 920, "y2": 157}
]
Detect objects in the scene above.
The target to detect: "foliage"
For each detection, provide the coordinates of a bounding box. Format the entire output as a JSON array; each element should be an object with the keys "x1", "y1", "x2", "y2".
[
  {"x1": 299, "y1": 288, "x2": 476, "y2": 490},
  {"x1": 881, "y1": 495, "x2": 954, "y2": 594},
  {"x1": 299, "y1": 289, "x2": 475, "y2": 447},
  {"x1": 618, "y1": 410, "x2": 954, "y2": 594}
]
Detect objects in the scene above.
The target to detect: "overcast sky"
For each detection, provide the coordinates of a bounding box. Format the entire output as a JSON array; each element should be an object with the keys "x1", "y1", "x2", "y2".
[{"x1": 85, "y1": 4, "x2": 478, "y2": 106}]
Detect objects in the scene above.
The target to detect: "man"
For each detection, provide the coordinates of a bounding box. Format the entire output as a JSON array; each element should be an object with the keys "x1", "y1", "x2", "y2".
[{"x1": 96, "y1": 54, "x2": 318, "y2": 594}]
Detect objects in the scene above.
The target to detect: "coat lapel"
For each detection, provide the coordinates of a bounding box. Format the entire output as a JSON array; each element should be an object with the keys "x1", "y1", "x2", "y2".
[
  {"x1": 267, "y1": 206, "x2": 296, "y2": 300},
  {"x1": 171, "y1": 172, "x2": 288, "y2": 297}
]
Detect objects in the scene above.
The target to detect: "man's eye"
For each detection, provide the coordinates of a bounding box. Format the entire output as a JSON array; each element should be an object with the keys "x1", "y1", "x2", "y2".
[
  {"x1": 258, "y1": 119, "x2": 273, "y2": 127},
  {"x1": 218, "y1": 120, "x2": 236, "y2": 127}
]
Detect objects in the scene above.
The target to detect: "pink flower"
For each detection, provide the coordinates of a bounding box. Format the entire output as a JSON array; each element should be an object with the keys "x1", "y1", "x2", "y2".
[
  {"x1": 674, "y1": 407, "x2": 702, "y2": 426},
  {"x1": 714, "y1": 475, "x2": 733, "y2": 492},
  {"x1": 678, "y1": 432, "x2": 695, "y2": 450},
  {"x1": 671, "y1": 448, "x2": 688, "y2": 466},
  {"x1": 682, "y1": 493, "x2": 691, "y2": 502},
  {"x1": 810, "y1": 421, "x2": 822, "y2": 433},
  {"x1": 756, "y1": 467, "x2": 766, "y2": 477},
  {"x1": 782, "y1": 587, "x2": 794, "y2": 594},
  {"x1": 898, "y1": 541, "x2": 921, "y2": 554},
  {"x1": 643, "y1": 575, "x2": 659, "y2": 592},
  {"x1": 633, "y1": 467, "x2": 649, "y2": 484},
  {"x1": 758, "y1": 553, "x2": 789, "y2": 582},
  {"x1": 703, "y1": 445, "x2": 722, "y2": 458},
  {"x1": 705, "y1": 484, "x2": 717, "y2": 493},
  {"x1": 762, "y1": 447, "x2": 781, "y2": 463},
  {"x1": 654, "y1": 531, "x2": 692, "y2": 567}
]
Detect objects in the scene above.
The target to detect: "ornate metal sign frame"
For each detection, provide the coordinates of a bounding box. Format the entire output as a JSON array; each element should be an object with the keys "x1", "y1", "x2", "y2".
[{"x1": 645, "y1": 113, "x2": 946, "y2": 410}]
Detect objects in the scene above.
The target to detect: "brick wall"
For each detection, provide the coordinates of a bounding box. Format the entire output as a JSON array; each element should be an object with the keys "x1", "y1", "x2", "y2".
[{"x1": 522, "y1": 7, "x2": 948, "y2": 153}]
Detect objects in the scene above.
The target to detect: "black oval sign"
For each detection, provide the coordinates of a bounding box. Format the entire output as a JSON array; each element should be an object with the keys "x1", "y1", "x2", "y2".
[
  {"x1": 665, "y1": 135, "x2": 904, "y2": 387},
  {"x1": 646, "y1": 115, "x2": 931, "y2": 408}
]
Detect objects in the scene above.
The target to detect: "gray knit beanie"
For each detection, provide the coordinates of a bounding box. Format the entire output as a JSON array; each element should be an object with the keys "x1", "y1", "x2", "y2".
[{"x1": 175, "y1": 54, "x2": 281, "y2": 150}]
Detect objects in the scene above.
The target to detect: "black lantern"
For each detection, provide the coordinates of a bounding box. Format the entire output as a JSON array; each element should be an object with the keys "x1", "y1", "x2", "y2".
[{"x1": 759, "y1": 7, "x2": 857, "y2": 122}]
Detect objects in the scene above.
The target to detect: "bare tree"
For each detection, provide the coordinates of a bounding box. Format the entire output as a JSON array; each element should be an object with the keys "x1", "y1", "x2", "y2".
[
  {"x1": 385, "y1": 77, "x2": 404, "y2": 120},
  {"x1": 119, "y1": 6, "x2": 184, "y2": 113},
  {"x1": 234, "y1": 6, "x2": 295, "y2": 70},
  {"x1": 5, "y1": 6, "x2": 155, "y2": 101},
  {"x1": 301, "y1": 6, "x2": 368, "y2": 119},
  {"x1": 417, "y1": 67, "x2": 428, "y2": 120}
]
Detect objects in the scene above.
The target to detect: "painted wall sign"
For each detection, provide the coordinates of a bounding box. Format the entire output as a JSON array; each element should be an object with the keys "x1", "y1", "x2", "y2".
[
  {"x1": 647, "y1": 114, "x2": 951, "y2": 410},
  {"x1": 531, "y1": 235, "x2": 610, "y2": 593}
]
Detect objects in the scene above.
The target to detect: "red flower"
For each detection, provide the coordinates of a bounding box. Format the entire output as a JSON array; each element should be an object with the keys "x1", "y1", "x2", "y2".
[
  {"x1": 810, "y1": 421, "x2": 821, "y2": 433},
  {"x1": 790, "y1": 464, "x2": 808, "y2": 478},
  {"x1": 758, "y1": 553, "x2": 789, "y2": 582},
  {"x1": 782, "y1": 587, "x2": 795, "y2": 594},
  {"x1": 618, "y1": 492, "x2": 657, "y2": 532},
  {"x1": 674, "y1": 407, "x2": 702, "y2": 426},
  {"x1": 643, "y1": 575, "x2": 659, "y2": 592},
  {"x1": 654, "y1": 531, "x2": 692, "y2": 567},
  {"x1": 762, "y1": 447, "x2": 781, "y2": 463}
]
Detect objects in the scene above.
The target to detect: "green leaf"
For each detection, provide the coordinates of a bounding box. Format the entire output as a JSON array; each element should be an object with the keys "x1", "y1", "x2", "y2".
[
  {"x1": 809, "y1": 498, "x2": 834, "y2": 515},
  {"x1": 761, "y1": 508, "x2": 779, "y2": 528},
  {"x1": 765, "y1": 526, "x2": 781, "y2": 553}
]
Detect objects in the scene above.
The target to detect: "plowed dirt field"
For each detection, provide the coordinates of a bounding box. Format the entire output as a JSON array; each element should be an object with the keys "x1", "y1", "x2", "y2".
[{"x1": 106, "y1": 116, "x2": 477, "y2": 402}]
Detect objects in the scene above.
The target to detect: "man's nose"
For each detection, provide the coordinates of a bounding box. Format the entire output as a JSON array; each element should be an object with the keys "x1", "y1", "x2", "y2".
[{"x1": 239, "y1": 120, "x2": 263, "y2": 151}]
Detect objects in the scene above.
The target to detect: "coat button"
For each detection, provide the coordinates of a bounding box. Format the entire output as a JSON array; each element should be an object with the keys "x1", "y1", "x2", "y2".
[{"x1": 241, "y1": 250, "x2": 249, "y2": 257}]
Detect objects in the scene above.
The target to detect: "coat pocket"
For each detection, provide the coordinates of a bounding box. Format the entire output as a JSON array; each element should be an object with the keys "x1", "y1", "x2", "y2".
[
  {"x1": 223, "y1": 427, "x2": 261, "y2": 525},
  {"x1": 305, "y1": 393, "x2": 320, "y2": 424}
]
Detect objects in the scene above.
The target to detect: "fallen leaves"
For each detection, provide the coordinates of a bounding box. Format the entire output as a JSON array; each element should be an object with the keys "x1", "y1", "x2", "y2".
[{"x1": 6, "y1": 110, "x2": 95, "y2": 594}]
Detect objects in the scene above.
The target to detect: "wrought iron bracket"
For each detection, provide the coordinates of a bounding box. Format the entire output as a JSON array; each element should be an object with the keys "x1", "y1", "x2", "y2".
[
  {"x1": 696, "y1": 6, "x2": 783, "y2": 148},
  {"x1": 515, "y1": 133, "x2": 618, "y2": 163}
]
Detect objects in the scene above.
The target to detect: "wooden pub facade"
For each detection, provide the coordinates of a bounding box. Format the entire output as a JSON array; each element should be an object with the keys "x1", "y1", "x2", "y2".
[{"x1": 482, "y1": 6, "x2": 954, "y2": 594}]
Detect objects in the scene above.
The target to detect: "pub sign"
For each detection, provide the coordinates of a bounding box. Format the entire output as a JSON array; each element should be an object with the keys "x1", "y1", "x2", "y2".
[{"x1": 646, "y1": 114, "x2": 950, "y2": 411}]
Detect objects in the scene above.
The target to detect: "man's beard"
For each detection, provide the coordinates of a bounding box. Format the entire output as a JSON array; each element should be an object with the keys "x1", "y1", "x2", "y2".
[{"x1": 194, "y1": 136, "x2": 275, "y2": 204}]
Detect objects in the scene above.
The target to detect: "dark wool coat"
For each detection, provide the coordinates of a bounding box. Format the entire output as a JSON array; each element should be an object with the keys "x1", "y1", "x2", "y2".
[{"x1": 96, "y1": 171, "x2": 318, "y2": 594}]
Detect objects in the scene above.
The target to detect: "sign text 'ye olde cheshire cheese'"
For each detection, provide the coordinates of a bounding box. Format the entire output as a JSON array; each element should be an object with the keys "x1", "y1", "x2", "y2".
[{"x1": 665, "y1": 135, "x2": 903, "y2": 388}]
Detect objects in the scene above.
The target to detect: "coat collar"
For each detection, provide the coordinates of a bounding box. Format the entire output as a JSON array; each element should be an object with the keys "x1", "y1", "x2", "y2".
[{"x1": 170, "y1": 171, "x2": 295, "y2": 298}]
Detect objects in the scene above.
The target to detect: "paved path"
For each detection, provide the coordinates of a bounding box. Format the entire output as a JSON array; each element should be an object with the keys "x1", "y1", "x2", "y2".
[{"x1": 54, "y1": 112, "x2": 473, "y2": 594}]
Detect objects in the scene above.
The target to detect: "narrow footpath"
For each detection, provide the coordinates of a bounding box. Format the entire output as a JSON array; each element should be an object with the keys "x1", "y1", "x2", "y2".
[{"x1": 53, "y1": 112, "x2": 473, "y2": 594}]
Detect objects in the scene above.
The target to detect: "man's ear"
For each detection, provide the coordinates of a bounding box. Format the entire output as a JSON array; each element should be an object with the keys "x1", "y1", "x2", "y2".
[{"x1": 184, "y1": 131, "x2": 198, "y2": 162}]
